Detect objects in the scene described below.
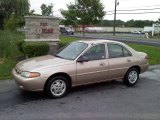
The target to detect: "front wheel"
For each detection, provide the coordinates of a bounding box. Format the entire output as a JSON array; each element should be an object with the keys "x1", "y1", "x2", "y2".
[
  {"x1": 45, "y1": 76, "x2": 69, "y2": 98},
  {"x1": 123, "y1": 68, "x2": 139, "y2": 86}
]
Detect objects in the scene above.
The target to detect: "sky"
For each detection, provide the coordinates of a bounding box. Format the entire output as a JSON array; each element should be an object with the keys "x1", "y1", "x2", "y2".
[{"x1": 30, "y1": 0, "x2": 160, "y2": 21}]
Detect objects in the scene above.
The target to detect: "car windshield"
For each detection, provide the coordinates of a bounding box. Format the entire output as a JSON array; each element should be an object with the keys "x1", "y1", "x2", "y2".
[{"x1": 55, "y1": 42, "x2": 88, "y2": 60}]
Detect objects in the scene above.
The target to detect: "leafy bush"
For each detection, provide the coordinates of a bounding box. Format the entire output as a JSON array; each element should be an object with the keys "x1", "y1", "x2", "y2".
[
  {"x1": 17, "y1": 40, "x2": 25, "y2": 54},
  {"x1": 23, "y1": 42, "x2": 49, "y2": 57}
]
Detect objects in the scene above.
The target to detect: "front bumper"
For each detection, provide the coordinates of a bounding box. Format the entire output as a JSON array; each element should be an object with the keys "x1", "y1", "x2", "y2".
[{"x1": 12, "y1": 68, "x2": 45, "y2": 91}]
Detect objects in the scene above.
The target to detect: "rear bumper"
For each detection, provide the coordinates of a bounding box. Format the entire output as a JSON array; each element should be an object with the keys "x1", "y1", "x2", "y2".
[
  {"x1": 140, "y1": 63, "x2": 149, "y2": 73},
  {"x1": 12, "y1": 68, "x2": 45, "y2": 91}
]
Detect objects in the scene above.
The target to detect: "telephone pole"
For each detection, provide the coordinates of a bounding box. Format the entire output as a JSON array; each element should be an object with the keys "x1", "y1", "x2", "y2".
[{"x1": 113, "y1": 0, "x2": 119, "y2": 36}]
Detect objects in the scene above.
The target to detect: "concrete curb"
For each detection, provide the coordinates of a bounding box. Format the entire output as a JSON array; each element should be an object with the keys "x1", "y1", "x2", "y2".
[{"x1": 149, "y1": 64, "x2": 160, "y2": 70}]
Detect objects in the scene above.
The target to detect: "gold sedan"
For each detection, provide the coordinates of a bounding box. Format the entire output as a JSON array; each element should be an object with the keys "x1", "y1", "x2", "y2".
[{"x1": 12, "y1": 40, "x2": 149, "y2": 98}]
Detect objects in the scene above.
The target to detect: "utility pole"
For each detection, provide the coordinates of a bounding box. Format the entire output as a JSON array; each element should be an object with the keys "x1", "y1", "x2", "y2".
[{"x1": 113, "y1": 0, "x2": 119, "y2": 36}]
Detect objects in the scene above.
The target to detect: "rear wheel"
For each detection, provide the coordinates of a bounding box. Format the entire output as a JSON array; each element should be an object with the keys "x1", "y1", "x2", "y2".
[
  {"x1": 45, "y1": 76, "x2": 69, "y2": 98},
  {"x1": 123, "y1": 68, "x2": 139, "y2": 86}
]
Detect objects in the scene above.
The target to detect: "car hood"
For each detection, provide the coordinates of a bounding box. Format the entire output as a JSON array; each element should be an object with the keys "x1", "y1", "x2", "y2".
[{"x1": 16, "y1": 55, "x2": 73, "y2": 71}]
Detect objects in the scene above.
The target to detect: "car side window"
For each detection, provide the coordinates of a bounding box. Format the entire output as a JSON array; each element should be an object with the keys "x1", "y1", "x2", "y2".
[
  {"x1": 83, "y1": 44, "x2": 106, "y2": 61},
  {"x1": 123, "y1": 47, "x2": 132, "y2": 57},
  {"x1": 108, "y1": 44, "x2": 131, "y2": 58}
]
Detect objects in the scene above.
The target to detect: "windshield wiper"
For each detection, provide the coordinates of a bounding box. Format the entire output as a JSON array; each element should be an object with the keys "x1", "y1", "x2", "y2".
[
  {"x1": 54, "y1": 55, "x2": 65, "y2": 59},
  {"x1": 54, "y1": 55, "x2": 74, "y2": 60}
]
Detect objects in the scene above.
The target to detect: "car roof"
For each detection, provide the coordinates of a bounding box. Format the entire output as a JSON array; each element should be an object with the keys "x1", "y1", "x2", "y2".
[{"x1": 78, "y1": 39, "x2": 122, "y2": 45}]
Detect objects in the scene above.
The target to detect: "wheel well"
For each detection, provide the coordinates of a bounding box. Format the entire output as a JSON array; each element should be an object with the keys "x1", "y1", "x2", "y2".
[
  {"x1": 44, "y1": 72, "x2": 72, "y2": 91},
  {"x1": 130, "y1": 65, "x2": 141, "y2": 73}
]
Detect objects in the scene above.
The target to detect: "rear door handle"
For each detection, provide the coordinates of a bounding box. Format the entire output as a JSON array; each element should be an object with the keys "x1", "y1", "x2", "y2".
[
  {"x1": 99, "y1": 62, "x2": 105, "y2": 66},
  {"x1": 127, "y1": 59, "x2": 131, "y2": 62}
]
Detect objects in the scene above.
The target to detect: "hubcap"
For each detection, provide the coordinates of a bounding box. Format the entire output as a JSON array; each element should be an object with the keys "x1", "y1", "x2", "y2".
[
  {"x1": 128, "y1": 70, "x2": 138, "y2": 84},
  {"x1": 50, "y1": 80, "x2": 66, "y2": 96}
]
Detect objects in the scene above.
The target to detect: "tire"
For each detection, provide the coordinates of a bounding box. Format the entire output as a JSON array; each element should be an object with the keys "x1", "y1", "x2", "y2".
[
  {"x1": 45, "y1": 76, "x2": 70, "y2": 98},
  {"x1": 123, "y1": 68, "x2": 139, "y2": 86}
]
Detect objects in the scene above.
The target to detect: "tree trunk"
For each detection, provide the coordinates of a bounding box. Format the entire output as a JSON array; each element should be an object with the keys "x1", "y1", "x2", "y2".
[{"x1": 82, "y1": 24, "x2": 85, "y2": 37}]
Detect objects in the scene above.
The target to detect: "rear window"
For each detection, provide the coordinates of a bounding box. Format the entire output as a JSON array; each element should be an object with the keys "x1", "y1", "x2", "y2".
[{"x1": 108, "y1": 43, "x2": 131, "y2": 58}]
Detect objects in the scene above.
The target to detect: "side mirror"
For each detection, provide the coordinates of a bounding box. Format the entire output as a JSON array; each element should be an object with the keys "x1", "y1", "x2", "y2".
[{"x1": 77, "y1": 56, "x2": 89, "y2": 62}]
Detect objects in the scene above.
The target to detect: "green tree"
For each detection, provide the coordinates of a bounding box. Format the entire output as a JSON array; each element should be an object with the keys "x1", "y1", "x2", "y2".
[
  {"x1": 125, "y1": 19, "x2": 154, "y2": 28},
  {"x1": 41, "y1": 3, "x2": 53, "y2": 16},
  {"x1": 0, "y1": 0, "x2": 30, "y2": 29},
  {"x1": 61, "y1": 0, "x2": 106, "y2": 36},
  {"x1": 4, "y1": 15, "x2": 21, "y2": 30},
  {"x1": 28, "y1": 9, "x2": 35, "y2": 15}
]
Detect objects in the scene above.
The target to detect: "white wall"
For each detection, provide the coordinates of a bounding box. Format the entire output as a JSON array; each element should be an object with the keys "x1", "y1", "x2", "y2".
[{"x1": 73, "y1": 26, "x2": 143, "y2": 33}]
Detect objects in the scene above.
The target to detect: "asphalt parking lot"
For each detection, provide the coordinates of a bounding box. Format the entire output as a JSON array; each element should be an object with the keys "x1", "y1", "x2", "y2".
[{"x1": 0, "y1": 66, "x2": 160, "y2": 120}]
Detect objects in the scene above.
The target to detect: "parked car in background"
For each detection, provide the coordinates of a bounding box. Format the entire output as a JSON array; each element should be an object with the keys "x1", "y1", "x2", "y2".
[
  {"x1": 131, "y1": 30, "x2": 144, "y2": 34},
  {"x1": 60, "y1": 27, "x2": 74, "y2": 35},
  {"x1": 12, "y1": 40, "x2": 149, "y2": 98}
]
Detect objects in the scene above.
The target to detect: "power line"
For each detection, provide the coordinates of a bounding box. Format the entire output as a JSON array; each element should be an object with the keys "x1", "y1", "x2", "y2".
[
  {"x1": 107, "y1": 7, "x2": 160, "y2": 13},
  {"x1": 106, "y1": 11, "x2": 160, "y2": 15},
  {"x1": 106, "y1": 4, "x2": 160, "y2": 13},
  {"x1": 118, "y1": 11, "x2": 160, "y2": 14},
  {"x1": 116, "y1": 4, "x2": 160, "y2": 9},
  {"x1": 118, "y1": 8, "x2": 160, "y2": 11}
]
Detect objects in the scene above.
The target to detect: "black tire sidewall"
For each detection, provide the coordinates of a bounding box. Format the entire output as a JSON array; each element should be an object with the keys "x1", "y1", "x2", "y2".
[
  {"x1": 123, "y1": 68, "x2": 139, "y2": 86},
  {"x1": 46, "y1": 76, "x2": 69, "y2": 98}
]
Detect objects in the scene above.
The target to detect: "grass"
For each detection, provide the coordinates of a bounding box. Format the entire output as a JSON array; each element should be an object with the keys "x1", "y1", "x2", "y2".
[
  {"x1": 60, "y1": 36, "x2": 79, "y2": 43},
  {"x1": 0, "y1": 33, "x2": 159, "y2": 80},
  {"x1": 0, "y1": 30, "x2": 25, "y2": 80},
  {"x1": 0, "y1": 30, "x2": 24, "y2": 58},
  {"x1": 0, "y1": 30, "x2": 24, "y2": 80},
  {"x1": 0, "y1": 59, "x2": 16, "y2": 79},
  {"x1": 153, "y1": 34, "x2": 160, "y2": 40},
  {"x1": 59, "y1": 36, "x2": 79, "y2": 47}
]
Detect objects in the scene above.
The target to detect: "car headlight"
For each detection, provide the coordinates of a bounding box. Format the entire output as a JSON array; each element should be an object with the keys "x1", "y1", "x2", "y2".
[{"x1": 20, "y1": 72, "x2": 40, "y2": 78}]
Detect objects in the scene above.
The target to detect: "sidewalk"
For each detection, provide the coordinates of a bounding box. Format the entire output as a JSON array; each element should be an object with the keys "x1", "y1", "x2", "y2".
[{"x1": 149, "y1": 64, "x2": 160, "y2": 70}]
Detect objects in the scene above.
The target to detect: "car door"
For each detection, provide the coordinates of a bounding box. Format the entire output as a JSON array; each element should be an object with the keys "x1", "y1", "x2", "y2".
[
  {"x1": 107, "y1": 43, "x2": 133, "y2": 80},
  {"x1": 76, "y1": 44, "x2": 109, "y2": 85}
]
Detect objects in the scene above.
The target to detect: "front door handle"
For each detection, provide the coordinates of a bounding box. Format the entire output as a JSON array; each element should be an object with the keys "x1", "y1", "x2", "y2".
[
  {"x1": 127, "y1": 59, "x2": 131, "y2": 62},
  {"x1": 99, "y1": 62, "x2": 105, "y2": 66}
]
